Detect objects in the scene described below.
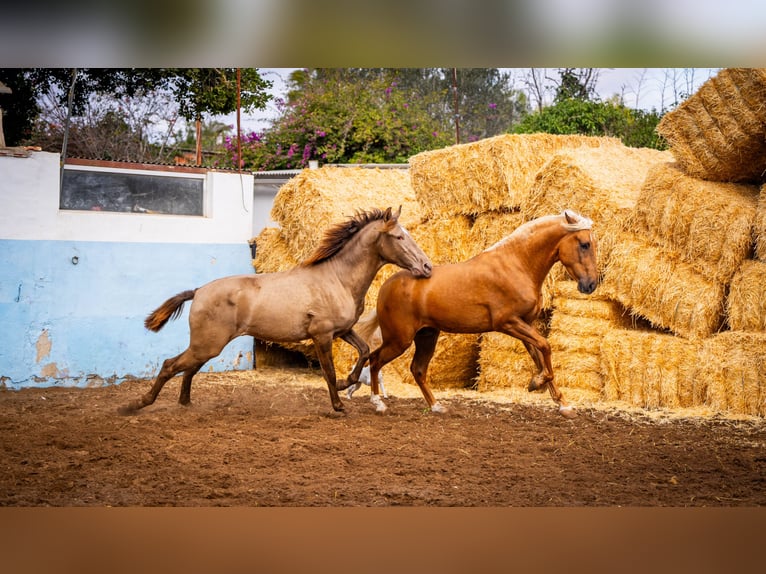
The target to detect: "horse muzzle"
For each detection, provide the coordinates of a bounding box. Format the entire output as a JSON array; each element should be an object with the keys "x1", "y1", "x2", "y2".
[
  {"x1": 414, "y1": 261, "x2": 433, "y2": 278},
  {"x1": 577, "y1": 277, "x2": 598, "y2": 294}
]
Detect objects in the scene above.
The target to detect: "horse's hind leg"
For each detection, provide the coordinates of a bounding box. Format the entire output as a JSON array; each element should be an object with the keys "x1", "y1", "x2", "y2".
[
  {"x1": 411, "y1": 328, "x2": 445, "y2": 413},
  {"x1": 119, "y1": 346, "x2": 215, "y2": 414},
  {"x1": 334, "y1": 330, "x2": 369, "y2": 392},
  {"x1": 178, "y1": 363, "x2": 204, "y2": 405},
  {"x1": 118, "y1": 349, "x2": 194, "y2": 414},
  {"x1": 368, "y1": 338, "x2": 411, "y2": 413}
]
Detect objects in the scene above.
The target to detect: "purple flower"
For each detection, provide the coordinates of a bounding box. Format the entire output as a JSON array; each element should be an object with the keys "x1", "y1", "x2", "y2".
[{"x1": 488, "y1": 102, "x2": 497, "y2": 109}]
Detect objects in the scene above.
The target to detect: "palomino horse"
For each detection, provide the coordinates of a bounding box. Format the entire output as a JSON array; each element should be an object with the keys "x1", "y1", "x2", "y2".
[
  {"x1": 118, "y1": 207, "x2": 432, "y2": 415},
  {"x1": 339, "y1": 210, "x2": 598, "y2": 419}
]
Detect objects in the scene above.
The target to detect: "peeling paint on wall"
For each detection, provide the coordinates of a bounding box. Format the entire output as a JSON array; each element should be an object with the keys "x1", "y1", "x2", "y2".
[
  {"x1": 39, "y1": 362, "x2": 59, "y2": 378},
  {"x1": 35, "y1": 329, "x2": 51, "y2": 363}
]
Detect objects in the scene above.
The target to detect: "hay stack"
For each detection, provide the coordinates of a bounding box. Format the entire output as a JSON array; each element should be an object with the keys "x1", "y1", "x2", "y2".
[
  {"x1": 547, "y1": 281, "x2": 634, "y2": 393},
  {"x1": 410, "y1": 215, "x2": 475, "y2": 265},
  {"x1": 380, "y1": 332, "x2": 480, "y2": 390},
  {"x1": 656, "y1": 68, "x2": 766, "y2": 183},
  {"x1": 629, "y1": 162, "x2": 758, "y2": 284},
  {"x1": 756, "y1": 184, "x2": 766, "y2": 261},
  {"x1": 726, "y1": 259, "x2": 766, "y2": 331},
  {"x1": 270, "y1": 166, "x2": 422, "y2": 262},
  {"x1": 601, "y1": 232, "x2": 726, "y2": 340},
  {"x1": 476, "y1": 317, "x2": 549, "y2": 392},
  {"x1": 468, "y1": 210, "x2": 525, "y2": 253},
  {"x1": 522, "y1": 144, "x2": 671, "y2": 246},
  {"x1": 409, "y1": 134, "x2": 621, "y2": 218},
  {"x1": 599, "y1": 328, "x2": 703, "y2": 410},
  {"x1": 700, "y1": 331, "x2": 766, "y2": 417},
  {"x1": 251, "y1": 227, "x2": 297, "y2": 273}
]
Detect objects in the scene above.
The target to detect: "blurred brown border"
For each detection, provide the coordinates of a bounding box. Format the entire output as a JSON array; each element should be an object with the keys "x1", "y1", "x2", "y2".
[{"x1": 1, "y1": 508, "x2": 763, "y2": 574}]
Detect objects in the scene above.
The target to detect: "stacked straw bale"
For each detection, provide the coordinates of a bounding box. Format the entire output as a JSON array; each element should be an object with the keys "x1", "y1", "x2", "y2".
[
  {"x1": 599, "y1": 329, "x2": 703, "y2": 410},
  {"x1": 251, "y1": 227, "x2": 297, "y2": 273},
  {"x1": 756, "y1": 184, "x2": 766, "y2": 261},
  {"x1": 522, "y1": 144, "x2": 671, "y2": 242},
  {"x1": 468, "y1": 210, "x2": 525, "y2": 253},
  {"x1": 270, "y1": 166, "x2": 422, "y2": 262},
  {"x1": 475, "y1": 318, "x2": 548, "y2": 392},
  {"x1": 409, "y1": 215, "x2": 475, "y2": 265},
  {"x1": 386, "y1": 332, "x2": 480, "y2": 390},
  {"x1": 601, "y1": 232, "x2": 726, "y2": 340},
  {"x1": 547, "y1": 281, "x2": 634, "y2": 393},
  {"x1": 656, "y1": 68, "x2": 766, "y2": 183},
  {"x1": 700, "y1": 331, "x2": 766, "y2": 417},
  {"x1": 409, "y1": 133, "x2": 621, "y2": 218},
  {"x1": 726, "y1": 260, "x2": 766, "y2": 332},
  {"x1": 628, "y1": 162, "x2": 758, "y2": 284}
]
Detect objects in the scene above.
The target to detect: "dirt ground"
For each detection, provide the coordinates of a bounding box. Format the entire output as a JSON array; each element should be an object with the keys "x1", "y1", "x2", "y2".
[{"x1": 1, "y1": 367, "x2": 765, "y2": 507}]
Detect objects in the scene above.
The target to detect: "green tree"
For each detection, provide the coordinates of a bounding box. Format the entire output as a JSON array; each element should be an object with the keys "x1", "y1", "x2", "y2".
[
  {"x1": 226, "y1": 68, "x2": 452, "y2": 170},
  {"x1": 0, "y1": 68, "x2": 272, "y2": 156},
  {"x1": 513, "y1": 69, "x2": 665, "y2": 150},
  {"x1": 443, "y1": 68, "x2": 529, "y2": 142}
]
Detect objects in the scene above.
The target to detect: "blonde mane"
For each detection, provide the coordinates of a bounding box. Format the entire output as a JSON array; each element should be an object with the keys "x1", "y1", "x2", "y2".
[{"x1": 485, "y1": 210, "x2": 593, "y2": 252}]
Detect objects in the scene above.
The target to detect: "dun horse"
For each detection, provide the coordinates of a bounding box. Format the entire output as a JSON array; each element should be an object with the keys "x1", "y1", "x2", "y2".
[
  {"x1": 119, "y1": 207, "x2": 432, "y2": 415},
  {"x1": 340, "y1": 210, "x2": 598, "y2": 419}
]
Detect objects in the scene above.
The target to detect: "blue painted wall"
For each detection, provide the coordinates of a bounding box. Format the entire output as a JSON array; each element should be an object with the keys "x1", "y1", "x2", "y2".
[{"x1": 0, "y1": 239, "x2": 254, "y2": 388}]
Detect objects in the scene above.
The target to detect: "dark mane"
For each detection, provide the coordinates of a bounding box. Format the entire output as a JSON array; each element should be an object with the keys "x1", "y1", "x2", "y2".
[{"x1": 301, "y1": 208, "x2": 389, "y2": 266}]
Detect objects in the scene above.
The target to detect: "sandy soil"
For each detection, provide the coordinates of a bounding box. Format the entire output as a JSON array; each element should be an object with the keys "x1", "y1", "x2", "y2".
[{"x1": 1, "y1": 368, "x2": 765, "y2": 506}]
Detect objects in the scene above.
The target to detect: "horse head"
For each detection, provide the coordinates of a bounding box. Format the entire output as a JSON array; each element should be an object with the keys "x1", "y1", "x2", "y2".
[
  {"x1": 376, "y1": 206, "x2": 433, "y2": 278},
  {"x1": 557, "y1": 210, "x2": 598, "y2": 294}
]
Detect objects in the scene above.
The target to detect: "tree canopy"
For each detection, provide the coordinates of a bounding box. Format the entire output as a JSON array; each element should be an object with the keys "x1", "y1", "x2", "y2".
[
  {"x1": 223, "y1": 68, "x2": 530, "y2": 170},
  {"x1": 513, "y1": 68, "x2": 666, "y2": 150},
  {"x1": 0, "y1": 68, "x2": 272, "y2": 149}
]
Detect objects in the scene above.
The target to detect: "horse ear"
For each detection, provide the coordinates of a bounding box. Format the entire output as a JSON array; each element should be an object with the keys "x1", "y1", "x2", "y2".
[
  {"x1": 564, "y1": 209, "x2": 577, "y2": 225},
  {"x1": 383, "y1": 206, "x2": 393, "y2": 221},
  {"x1": 394, "y1": 205, "x2": 402, "y2": 220}
]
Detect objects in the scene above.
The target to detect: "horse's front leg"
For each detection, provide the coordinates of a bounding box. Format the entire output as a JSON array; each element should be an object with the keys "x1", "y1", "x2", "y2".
[
  {"x1": 334, "y1": 329, "x2": 369, "y2": 392},
  {"x1": 502, "y1": 318, "x2": 576, "y2": 419},
  {"x1": 312, "y1": 335, "x2": 345, "y2": 412}
]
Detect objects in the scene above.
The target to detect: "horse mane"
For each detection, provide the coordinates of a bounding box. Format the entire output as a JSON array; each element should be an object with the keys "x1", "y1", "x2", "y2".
[
  {"x1": 560, "y1": 209, "x2": 593, "y2": 232},
  {"x1": 485, "y1": 210, "x2": 593, "y2": 252},
  {"x1": 301, "y1": 208, "x2": 390, "y2": 266}
]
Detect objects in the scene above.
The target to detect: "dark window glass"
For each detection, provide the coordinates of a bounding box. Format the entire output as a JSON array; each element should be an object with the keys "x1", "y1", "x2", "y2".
[{"x1": 61, "y1": 169, "x2": 204, "y2": 215}]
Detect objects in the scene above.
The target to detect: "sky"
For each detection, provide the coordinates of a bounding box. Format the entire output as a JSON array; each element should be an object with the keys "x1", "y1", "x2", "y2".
[{"x1": 221, "y1": 68, "x2": 718, "y2": 135}]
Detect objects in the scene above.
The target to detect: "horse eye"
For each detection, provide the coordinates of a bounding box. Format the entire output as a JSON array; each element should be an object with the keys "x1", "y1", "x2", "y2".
[{"x1": 580, "y1": 241, "x2": 590, "y2": 250}]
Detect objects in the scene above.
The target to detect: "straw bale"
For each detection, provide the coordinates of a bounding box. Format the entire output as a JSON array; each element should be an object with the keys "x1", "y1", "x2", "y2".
[
  {"x1": 476, "y1": 331, "x2": 537, "y2": 392},
  {"x1": 656, "y1": 68, "x2": 766, "y2": 183},
  {"x1": 409, "y1": 215, "x2": 475, "y2": 265},
  {"x1": 756, "y1": 184, "x2": 766, "y2": 261},
  {"x1": 251, "y1": 227, "x2": 297, "y2": 273},
  {"x1": 629, "y1": 162, "x2": 757, "y2": 283},
  {"x1": 700, "y1": 331, "x2": 766, "y2": 417},
  {"x1": 523, "y1": 144, "x2": 669, "y2": 228},
  {"x1": 726, "y1": 259, "x2": 766, "y2": 331},
  {"x1": 600, "y1": 233, "x2": 726, "y2": 340},
  {"x1": 599, "y1": 328, "x2": 703, "y2": 410},
  {"x1": 409, "y1": 133, "x2": 621, "y2": 218},
  {"x1": 381, "y1": 333, "x2": 480, "y2": 390},
  {"x1": 547, "y1": 281, "x2": 633, "y2": 392},
  {"x1": 270, "y1": 167, "x2": 422, "y2": 262},
  {"x1": 468, "y1": 210, "x2": 525, "y2": 253}
]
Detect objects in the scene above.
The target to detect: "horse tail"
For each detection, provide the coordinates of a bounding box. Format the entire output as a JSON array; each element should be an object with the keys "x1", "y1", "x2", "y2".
[
  {"x1": 144, "y1": 289, "x2": 197, "y2": 332},
  {"x1": 355, "y1": 309, "x2": 382, "y2": 347}
]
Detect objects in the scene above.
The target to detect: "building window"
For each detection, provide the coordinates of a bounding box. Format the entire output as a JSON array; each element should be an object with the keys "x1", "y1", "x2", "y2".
[{"x1": 61, "y1": 167, "x2": 205, "y2": 215}]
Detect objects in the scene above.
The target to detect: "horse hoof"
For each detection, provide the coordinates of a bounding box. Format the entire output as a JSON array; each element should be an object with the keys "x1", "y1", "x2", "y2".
[
  {"x1": 558, "y1": 405, "x2": 577, "y2": 419},
  {"x1": 431, "y1": 402, "x2": 447, "y2": 414},
  {"x1": 370, "y1": 395, "x2": 387, "y2": 413},
  {"x1": 117, "y1": 400, "x2": 143, "y2": 415}
]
